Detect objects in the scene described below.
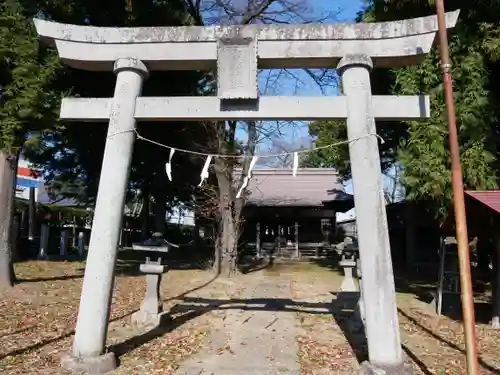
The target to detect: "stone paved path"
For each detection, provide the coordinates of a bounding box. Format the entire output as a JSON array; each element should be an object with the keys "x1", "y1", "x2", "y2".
[{"x1": 175, "y1": 271, "x2": 300, "y2": 375}]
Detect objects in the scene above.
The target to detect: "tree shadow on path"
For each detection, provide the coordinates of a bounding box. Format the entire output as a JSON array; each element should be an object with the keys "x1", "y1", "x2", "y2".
[
  {"x1": 398, "y1": 308, "x2": 499, "y2": 374},
  {"x1": 15, "y1": 274, "x2": 84, "y2": 283},
  {"x1": 331, "y1": 291, "x2": 438, "y2": 375},
  {"x1": 0, "y1": 274, "x2": 219, "y2": 360},
  {"x1": 0, "y1": 309, "x2": 139, "y2": 361},
  {"x1": 109, "y1": 296, "x2": 335, "y2": 360}
]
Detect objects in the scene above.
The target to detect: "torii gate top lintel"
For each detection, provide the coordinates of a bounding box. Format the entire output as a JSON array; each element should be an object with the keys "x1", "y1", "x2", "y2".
[{"x1": 34, "y1": 10, "x2": 459, "y2": 71}]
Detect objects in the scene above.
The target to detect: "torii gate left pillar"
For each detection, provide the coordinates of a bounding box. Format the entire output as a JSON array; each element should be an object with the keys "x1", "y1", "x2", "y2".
[
  {"x1": 66, "y1": 58, "x2": 148, "y2": 373},
  {"x1": 35, "y1": 11, "x2": 459, "y2": 374}
]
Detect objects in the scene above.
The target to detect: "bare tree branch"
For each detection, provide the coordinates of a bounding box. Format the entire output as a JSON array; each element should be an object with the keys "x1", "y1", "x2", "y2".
[{"x1": 184, "y1": 0, "x2": 343, "y2": 274}]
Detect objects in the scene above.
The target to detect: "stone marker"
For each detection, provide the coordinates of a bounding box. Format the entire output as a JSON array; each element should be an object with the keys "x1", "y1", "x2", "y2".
[
  {"x1": 35, "y1": 11, "x2": 460, "y2": 374},
  {"x1": 38, "y1": 224, "x2": 49, "y2": 260}
]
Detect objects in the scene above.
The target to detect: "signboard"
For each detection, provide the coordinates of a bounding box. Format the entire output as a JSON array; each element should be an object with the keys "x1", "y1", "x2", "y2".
[{"x1": 15, "y1": 162, "x2": 43, "y2": 201}]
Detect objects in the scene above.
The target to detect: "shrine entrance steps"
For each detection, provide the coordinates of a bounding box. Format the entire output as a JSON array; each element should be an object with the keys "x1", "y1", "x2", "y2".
[{"x1": 242, "y1": 245, "x2": 336, "y2": 261}]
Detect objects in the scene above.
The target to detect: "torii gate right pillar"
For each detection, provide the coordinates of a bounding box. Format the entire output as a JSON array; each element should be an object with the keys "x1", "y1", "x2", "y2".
[{"x1": 338, "y1": 54, "x2": 408, "y2": 374}]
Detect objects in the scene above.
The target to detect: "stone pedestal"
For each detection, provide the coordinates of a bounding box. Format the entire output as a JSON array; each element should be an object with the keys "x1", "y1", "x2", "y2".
[
  {"x1": 131, "y1": 260, "x2": 165, "y2": 327},
  {"x1": 339, "y1": 258, "x2": 357, "y2": 292}
]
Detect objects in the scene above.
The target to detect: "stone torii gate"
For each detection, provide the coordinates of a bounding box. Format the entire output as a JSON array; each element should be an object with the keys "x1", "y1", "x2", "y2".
[{"x1": 35, "y1": 11, "x2": 459, "y2": 374}]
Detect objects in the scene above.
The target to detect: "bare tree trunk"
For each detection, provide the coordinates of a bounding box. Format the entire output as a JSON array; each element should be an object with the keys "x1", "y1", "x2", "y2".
[
  {"x1": 212, "y1": 121, "x2": 257, "y2": 277},
  {"x1": 215, "y1": 207, "x2": 240, "y2": 276},
  {"x1": 215, "y1": 160, "x2": 238, "y2": 276},
  {"x1": 220, "y1": 208, "x2": 237, "y2": 277},
  {"x1": 213, "y1": 227, "x2": 221, "y2": 274},
  {"x1": 0, "y1": 149, "x2": 18, "y2": 288}
]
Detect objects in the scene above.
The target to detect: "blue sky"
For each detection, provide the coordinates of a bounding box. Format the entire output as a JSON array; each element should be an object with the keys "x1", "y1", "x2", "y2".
[
  {"x1": 237, "y1": 0, "x2": 403, "y2": 220},
  {"x1": 241, "y1": 0, "x2": 366, "y2": 154},
  {"x1": 314, "y1": 0, "x2": 364, "y2": 22}
]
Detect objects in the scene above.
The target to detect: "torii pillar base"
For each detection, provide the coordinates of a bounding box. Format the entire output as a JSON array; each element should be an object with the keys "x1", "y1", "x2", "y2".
[
  {"x1": 61, "y1": 352, "x2": 116, "y2": 375},
  {"x1": 359, "y1": 361, "x2": 414, "y2": 375}
]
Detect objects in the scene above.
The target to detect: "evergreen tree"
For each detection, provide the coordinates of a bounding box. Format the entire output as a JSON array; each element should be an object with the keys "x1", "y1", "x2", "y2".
[
  {"x1": 0, "y1": 0, "x2": 61, "y2": 287},
  {"x1": 304, "y1": 0, "x2": 500, "y2": 220}
]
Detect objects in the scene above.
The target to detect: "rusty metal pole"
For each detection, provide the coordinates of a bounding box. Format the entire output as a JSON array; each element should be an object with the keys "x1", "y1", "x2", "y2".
[{"x1": 435, "y1": 1, "x2": 479, "y2": 374}]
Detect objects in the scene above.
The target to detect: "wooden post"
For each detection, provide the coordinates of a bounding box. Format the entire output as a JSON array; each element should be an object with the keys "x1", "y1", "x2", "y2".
[
  {"x1": 256, "y1": 222, "x2": 261, "y2": 258},
  {"x1": 72, "y1": 216, "x2": 77, "y2": 247},
  {"x1": 295, "y1": 221, "x2": 299, "y2": 259},
  {"x1": 316, "y1": 219, "x2": 321, "y2": 258},
  {"x1": 38, "y1": 224, "x2": 49, "y2": 259},
  {"x1": 20, "y1": 208, "x2": 26, "y2": 231},
  {"x1": 60, "y1": 229, "x2": 68, "y2": 256},
  {"x1": 436, "y1": 238, "x2": 447, "y2": 316},
  {"x1": 277, "y1": 224, "x2": 281, "y2": 257},
  {"x1": 492, "y1": 235, "x2": 500, "y2": 328},
  {"x1": 11, "y1": 215, "x2": 20, "y2": 260},
  {"x1": 28, "y1": 187, "x2": 36, "y2": 241}
]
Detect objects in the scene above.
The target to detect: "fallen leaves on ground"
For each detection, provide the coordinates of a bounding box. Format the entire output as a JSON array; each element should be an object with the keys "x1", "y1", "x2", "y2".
[
  {"x1": 0, "y1": 261, "x2": 226, "y2": 375},
  {"x1": 289, "y1": 263, "x2": 500, "y2": 375},
  {"x1": 397, "y1": 298, "x2": 500, "y2": 375},
  {"x1": 4, "y1": 261, "x2": 500, "y2": 375},
  {"x1": 290, "y1": 266, "x2": 361, "y2": 375}
]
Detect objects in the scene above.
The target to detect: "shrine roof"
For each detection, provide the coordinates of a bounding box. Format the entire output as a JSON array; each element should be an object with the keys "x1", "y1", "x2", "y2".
[
  {"x1": 465, "y1": 190, "x2": 500, "y2": 214},
  {"x1": 37, "y1": 184, "x2": 80, "y2": 207},
  {"x1": 243, "y1": 168, "x2": 344, "y2": 207}
]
